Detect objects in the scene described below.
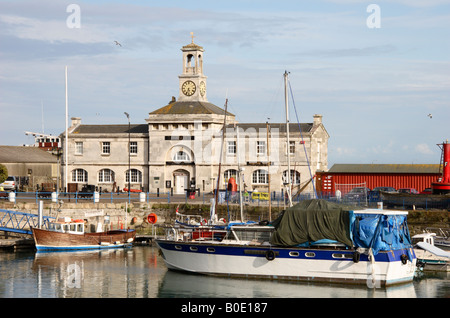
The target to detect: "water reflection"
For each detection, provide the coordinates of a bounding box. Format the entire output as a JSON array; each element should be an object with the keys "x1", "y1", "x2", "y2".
[
  {"x1": 157, "y1": 270, "x2": 418, "y2": 298},
  {"x1": 0, "y1": 247, "x2": 448, "y2": 298}
]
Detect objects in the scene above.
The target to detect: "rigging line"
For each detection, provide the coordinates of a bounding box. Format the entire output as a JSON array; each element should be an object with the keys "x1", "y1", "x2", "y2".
[{"x1": 287, "y1": 79, "x2": 318, "y2": 199}]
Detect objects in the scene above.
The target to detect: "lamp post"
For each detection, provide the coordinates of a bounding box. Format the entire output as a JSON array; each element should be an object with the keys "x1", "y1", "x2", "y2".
[{"x1": 124, "y1": 112, "x2": 130, "y2": 203}]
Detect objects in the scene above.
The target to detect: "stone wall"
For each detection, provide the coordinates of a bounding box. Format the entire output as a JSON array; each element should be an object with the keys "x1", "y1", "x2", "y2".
[{"x1": 0, "y1": 201, "x2": 447, "y2": 236}]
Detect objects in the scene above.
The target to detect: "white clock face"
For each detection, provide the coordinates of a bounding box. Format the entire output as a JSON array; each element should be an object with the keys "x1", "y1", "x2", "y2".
[
  {"x1": 199, "y1": 81, "x2": 206, "y2": 97},
  {"x1": 182, "y1": 80, "x2": 196, "y2": 96}
]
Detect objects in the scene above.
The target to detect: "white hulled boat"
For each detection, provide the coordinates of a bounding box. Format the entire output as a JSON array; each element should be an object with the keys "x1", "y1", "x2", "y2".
[{"x1": 156, "y1": 199, "x2": 417, "y2": 287}]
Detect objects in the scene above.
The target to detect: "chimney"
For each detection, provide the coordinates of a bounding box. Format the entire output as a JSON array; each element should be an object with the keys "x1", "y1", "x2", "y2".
[
  {"x1": 71, "y1": 117, "x2": 81, "y2": 127},
  {"x1": 313, "y1": 114, "x2": 322, "y2": 126}
]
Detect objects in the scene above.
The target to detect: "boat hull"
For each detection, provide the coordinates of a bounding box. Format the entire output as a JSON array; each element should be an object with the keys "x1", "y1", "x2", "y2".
[
  {"x1": 156, "y1": 240, "x2": 417, "y2": 287},
  {"x1": 32, "y1": 227, "x2": 136, "y2": 251}
]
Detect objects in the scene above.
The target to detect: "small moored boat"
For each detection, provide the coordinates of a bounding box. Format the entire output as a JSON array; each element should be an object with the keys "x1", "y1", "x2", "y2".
[
  {"x1": 32, "y1": 217, "x2": 135, "y2": 251},
  {"x1": 412, "y1": 232, "x2": 449, "y2": 272}
]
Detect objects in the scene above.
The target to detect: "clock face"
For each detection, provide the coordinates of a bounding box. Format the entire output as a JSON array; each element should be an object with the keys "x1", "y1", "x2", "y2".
[
  {"x1": 199, "y1": 81, "x2": 206, "y2": 97},
  {"x1": 182, "y1": 80, "x2": 196, "y2": 96}
]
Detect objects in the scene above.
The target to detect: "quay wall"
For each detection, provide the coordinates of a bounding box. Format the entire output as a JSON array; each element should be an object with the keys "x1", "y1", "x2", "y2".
[{"x1": 0, "y1": 201, "x2": 447, "y2": 236}]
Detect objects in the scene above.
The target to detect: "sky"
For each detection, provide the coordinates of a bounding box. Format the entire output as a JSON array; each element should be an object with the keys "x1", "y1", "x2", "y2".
[{"x1": 0, "y1": 0, "x2": 449, "y2": 168}]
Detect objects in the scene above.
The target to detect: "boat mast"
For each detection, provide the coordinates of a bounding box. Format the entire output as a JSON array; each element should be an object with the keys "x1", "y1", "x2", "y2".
[
  {"x1": 64, "y1": 66, "x2": 68, "y2": 193},
  {"x1": 214, "y1": 98, "x2": 228, "y2": 218},
  {"x1": 236, "y1": 123, "x2": 244, "y2": 222},
  {"x1": 266, "y1": 119, "x2": 271, "y2": 221},
  {"x1": 284, "y1": 71, "x2": 293, "y2": 207}
]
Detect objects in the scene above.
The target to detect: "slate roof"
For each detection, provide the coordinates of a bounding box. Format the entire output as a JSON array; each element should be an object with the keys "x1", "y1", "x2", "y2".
[
  {"x1": 0, "y1": 146, "x2": 57, "y2": 163},
  {"x1": 224, "y1": 123, "x2": 313, "y2": 133},
  {"x1": 71, "y1": 124, "x2": 148, "y2": 134},
  {"x1": 328, "y1": 164, "x2": 440, "y2": 174},
  {"x1": 149, "y1": 101, "x2": 234, "y2": 116}
]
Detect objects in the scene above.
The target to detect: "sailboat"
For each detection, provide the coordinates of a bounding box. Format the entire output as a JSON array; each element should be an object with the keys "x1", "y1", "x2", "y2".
[{"x1": 155, "y1": 72, "x2": 417, "y2": 287}]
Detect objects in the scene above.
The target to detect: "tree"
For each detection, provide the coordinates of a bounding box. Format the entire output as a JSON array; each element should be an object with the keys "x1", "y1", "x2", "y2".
[{"x1": 0, "y1": 164, "x2": 7, "y2": 184}]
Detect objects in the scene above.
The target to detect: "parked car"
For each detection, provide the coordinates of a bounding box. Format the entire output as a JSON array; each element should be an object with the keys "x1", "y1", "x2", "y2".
[
  {"x1": 344, "y1": 187, "x2": 371, "y2": 201},
  {"x1": 372, "y1": 186, "x2": 397, "y2": 193},
  {"x1": 370, "y1": 186, "x2": 397, "y2": 201},
  {"x1": 0, "y1": 176, "x2": 17, "y2": 191},
  {"x1": 398, "y1": 188, "x2": 419, "y2": 194},
  {"x1": 420, "y1": 188, "x2": 432, "y2": 194},
  {"x1": 78, "y1": 184, "x2": 96, "y2": 198}
]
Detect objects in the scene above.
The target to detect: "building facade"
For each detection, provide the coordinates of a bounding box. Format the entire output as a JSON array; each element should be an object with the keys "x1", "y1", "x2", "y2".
[{"x1": 61, "y1": 38, "x2": 329, "y2": 196}]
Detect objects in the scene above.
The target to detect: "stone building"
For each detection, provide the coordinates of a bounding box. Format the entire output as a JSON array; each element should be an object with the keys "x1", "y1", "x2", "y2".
[
  {"x1": 61, "y1": 38, "x2": 329, "y2": 196},
  {"x1": 0, "y1": 146, "x2": 58, "y2": 191}
]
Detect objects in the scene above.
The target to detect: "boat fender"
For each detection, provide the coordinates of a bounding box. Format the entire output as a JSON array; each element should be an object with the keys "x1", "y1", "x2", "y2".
[
  {"x1": 352, "y1": 251, "x2": 360, "y2": 263},
  {"x1": 400, "y1": 254, "x2": 408, "y2": 265},
  {"x1": 147, "y1": 213, "x2": 157, "y2": 224},
  {"x1": 265, "y1": 250, "x2": 276, "y2": 261}
]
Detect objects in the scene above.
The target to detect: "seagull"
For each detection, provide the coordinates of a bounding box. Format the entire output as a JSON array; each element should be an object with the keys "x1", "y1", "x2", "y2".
[
  {"x1": 427, "y1": 113, "x2": 432, "y2": 119},
  {"x1": 114, "y1": 40, "x2": 122, "y2": 47}
]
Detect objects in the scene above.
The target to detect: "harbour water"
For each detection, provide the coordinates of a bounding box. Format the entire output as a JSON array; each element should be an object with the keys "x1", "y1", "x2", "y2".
[{"x1": 0, "y1": 246, "x2": 448, "y2": 299}]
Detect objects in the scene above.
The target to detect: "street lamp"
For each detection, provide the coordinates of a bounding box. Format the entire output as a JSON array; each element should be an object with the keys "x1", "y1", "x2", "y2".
[{"x1": 124, "y1": 112, "x2": 130, "y2": 202}]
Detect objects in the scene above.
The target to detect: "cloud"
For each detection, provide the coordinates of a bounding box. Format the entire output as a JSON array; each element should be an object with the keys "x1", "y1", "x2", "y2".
[
  {"x1": 302, "y1": 44, "x2": 396, "y2": 58},
  {"x1": 415, "y1": 143, "x2": 434, "y2": 155},
  {"x1": 0, "y1": 14, "x2": 110, "y2": 44}
]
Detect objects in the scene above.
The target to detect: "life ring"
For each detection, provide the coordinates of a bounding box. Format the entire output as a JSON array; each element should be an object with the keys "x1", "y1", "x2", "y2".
[
  {"x1": 147, "y1": 213, "x2": 157, "y2": 224},
  {"x1": 265, "y1": 250, "x2": 276, "y2": 261},
  {"x1": 200, "y1": 219, "x2": 208, "y2": 226}
]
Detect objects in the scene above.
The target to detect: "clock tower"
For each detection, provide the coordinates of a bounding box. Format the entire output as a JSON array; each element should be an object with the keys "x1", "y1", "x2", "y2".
[{"x1": 178, "y1": 33, "x2": 208, "y2": 102}]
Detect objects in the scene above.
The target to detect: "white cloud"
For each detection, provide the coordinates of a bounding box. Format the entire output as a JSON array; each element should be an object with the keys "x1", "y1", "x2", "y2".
[
  {"x1": 0, "y1": 14, "x2": 110, "y2": 44},
  {"x1": 415, "y1": 143, "x2": 434, "y2": 155}
]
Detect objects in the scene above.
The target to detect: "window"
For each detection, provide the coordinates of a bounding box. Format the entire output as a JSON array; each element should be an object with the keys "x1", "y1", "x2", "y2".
[
  {"x1": 282, "y1": 170, "x2": 300, "y2": 185},
  {"x1": 75, "y1": 142, "x2": 83, "y2": 155},
  {"x1": 72, "y1": 169, "x2": 88, "y2": 183},
  {"x1": 102, "y1": 142, "x2": 110, "y2": 154},
  {"x1": 227, "y1": 141, "x2": 236, "y2": 155},
  {"x1": 289, "y1": 141, "x2": 295, "y2": 155},
  {"x1": 130, "y1": 141, "x2": 138, "y2": 154},
  {"x1": 126, "y1": 169, "x2": 142, "y2": 183},
  {"x1": 173, "y1": 151, "x2": 190, "y2": 162},
  {"x1": 98, "y1": 169, "x2": 115, "y2": 183},
  {"x1": 252, "y1": 169, "x2": 268, "y2": 184},
  {"x1": 224, "y1": 169, "x2": 238, "y2": 183},
  {"x1": 256, "y1": 141, "x2": 266, "y2": 155}
]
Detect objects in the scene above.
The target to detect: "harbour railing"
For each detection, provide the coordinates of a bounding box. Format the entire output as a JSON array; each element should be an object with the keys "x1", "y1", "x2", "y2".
[{"x1": 1, "y1": 190, "x2": 448, "y2": 211}]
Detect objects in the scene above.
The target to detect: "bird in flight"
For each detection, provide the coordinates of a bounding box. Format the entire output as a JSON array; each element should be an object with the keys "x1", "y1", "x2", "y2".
[
  {"x1": 427, "y1": 113, "x2": 432, "y2": 119},
  {"x1": 114, "y1": 41, "x2": 122, "y2": 47}
]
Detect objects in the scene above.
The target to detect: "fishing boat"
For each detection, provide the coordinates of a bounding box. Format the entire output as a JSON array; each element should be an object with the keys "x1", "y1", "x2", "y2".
[
  {"x1": 156, "y1": 199, "x2": 417, "y2": 287},
  {"x1": 32, "y1": 217, "x2": 135, "y2": 251}
]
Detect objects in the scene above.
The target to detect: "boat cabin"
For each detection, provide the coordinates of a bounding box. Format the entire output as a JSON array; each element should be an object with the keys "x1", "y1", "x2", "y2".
[
  {"x1": 225, "y1": 225, "x2": 274, "y2": 244},
  {"x1": 412, "y1": 233, "x2": 436, "y2": 246},
  {"x1": 48, "y1": 217, "x2": 85, "y2": 235}
]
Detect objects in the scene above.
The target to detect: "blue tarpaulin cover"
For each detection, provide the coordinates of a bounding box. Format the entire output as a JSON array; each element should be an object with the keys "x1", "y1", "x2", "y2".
[{"x1": 270, "y1": 199, "x2": 414, "y2": 259}]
